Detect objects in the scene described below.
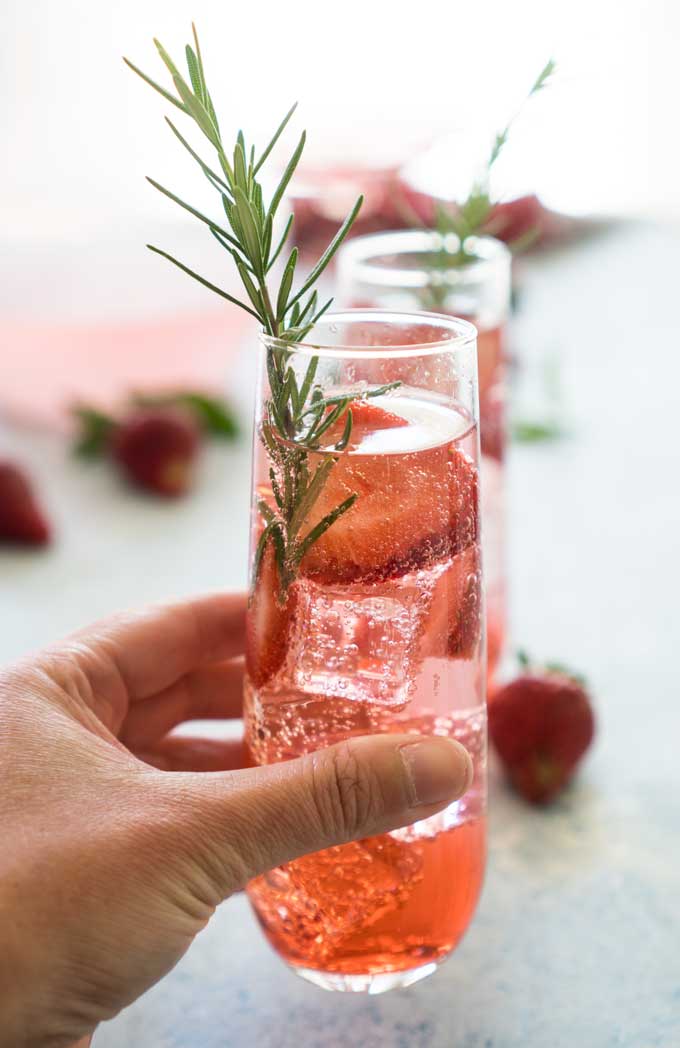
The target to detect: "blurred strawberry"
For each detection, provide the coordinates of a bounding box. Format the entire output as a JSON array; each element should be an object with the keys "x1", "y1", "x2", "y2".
[
  {"x1": 489, "y1": 656, "x2": 595, "y2": 804},
  {"x1": 0, "y1": 461, "x2": 51, "y2": 546},
  {"x1": 112, "y1": 409, "x2": 200, "y2": 497},
  {"x1": 73, "y1": 390, "x2": 238, "y2": 499},
  {"x1": 485, "y1": 195, "x2": 548, "y2": 246}
]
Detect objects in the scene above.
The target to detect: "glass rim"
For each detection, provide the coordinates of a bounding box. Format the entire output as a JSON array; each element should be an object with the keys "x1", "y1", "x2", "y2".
[
  {"x1": 337, "y1": 229, "x2": 511, "y2": 290},
  {"x1": 259, "y1": 309, "x2": 477, "y2": 360}
]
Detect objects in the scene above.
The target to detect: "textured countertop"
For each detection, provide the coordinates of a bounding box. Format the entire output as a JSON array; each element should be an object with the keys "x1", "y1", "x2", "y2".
[{"x1": 2, "y1": 222, "x2": 679, "y2": 1047}]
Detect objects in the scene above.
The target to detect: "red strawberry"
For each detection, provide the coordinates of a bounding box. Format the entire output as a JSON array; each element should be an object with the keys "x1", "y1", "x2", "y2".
[
  {"x1": 489, "y1": 663, "x2": 595, "y2": 804},
  {"x1": 447, "y1": 548, "x2": 482, "y2": 658},
  {"x1": 325, "y1": 400, "x2": 408, "y2": 451},
  {"x1": 111, "y1": 409, "x2": 200, "y2": 497},
  {"x1": 485, "y1": 194, "x2": 546, "y2": 245},
  {"x1": 246, "y1": 539, "x2": 297, "y2": 688},
  {"x1": 0, "y1": 461, "x2": 51, "y2": 546},
  {"x1": 300, "y1": 402, "x2": 478, "y2": 584}
]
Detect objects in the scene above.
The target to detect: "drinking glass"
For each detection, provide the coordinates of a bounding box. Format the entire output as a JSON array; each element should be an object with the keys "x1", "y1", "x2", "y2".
[
  {"x1": 244, "y1": 310, "x2": 487, "y2": 993},
  {"x1": 337, "y1": 232, "x2": 511, "y2": 682}
]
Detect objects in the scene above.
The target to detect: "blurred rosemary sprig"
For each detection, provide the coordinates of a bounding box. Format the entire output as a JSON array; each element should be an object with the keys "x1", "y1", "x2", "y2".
[
  {"x1": 512, "y1": 352, "x2": 567, "y2": 444},
  {"x1": 126, "y1": 26, "x2": 392, "y2": 595},
  {"x1": 435, "y1": 58, "x2": 556, "y2": 265}
]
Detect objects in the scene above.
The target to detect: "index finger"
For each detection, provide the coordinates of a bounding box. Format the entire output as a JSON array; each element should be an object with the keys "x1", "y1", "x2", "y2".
[{"x1": 66, "y1": 591, "x2": 247, "y2": 701}]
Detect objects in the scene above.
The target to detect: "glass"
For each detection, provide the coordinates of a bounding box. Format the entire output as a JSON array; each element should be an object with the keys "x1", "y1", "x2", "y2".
[
  {"x1": 337, "y1": 231, "x2": 511, "y2": 684},
  {"x1": 244, "y1": 311, "x2": 487, "y2": 993}
]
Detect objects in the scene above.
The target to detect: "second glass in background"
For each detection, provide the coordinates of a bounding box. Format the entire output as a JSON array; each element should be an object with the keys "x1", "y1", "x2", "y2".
[{"x1": 337, "y1": 232, "x2": 511, "y2": 684}]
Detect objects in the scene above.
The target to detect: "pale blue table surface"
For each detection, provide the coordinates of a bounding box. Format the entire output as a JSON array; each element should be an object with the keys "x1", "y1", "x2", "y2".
[{"x1": 2, "y1": 222, "x2": 679, "y2": 1047}]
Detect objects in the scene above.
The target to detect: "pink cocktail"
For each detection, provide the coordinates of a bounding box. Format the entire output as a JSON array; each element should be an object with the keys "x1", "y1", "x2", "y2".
[
  {"x1": 337, "y1": 232, "x2": 511, "y2": 685},
  {"x1": 244, "y1": 312, "x2": 486, "y2": 993}
]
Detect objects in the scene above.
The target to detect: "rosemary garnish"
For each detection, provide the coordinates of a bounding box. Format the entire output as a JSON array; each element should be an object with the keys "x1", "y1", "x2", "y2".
[
  {"x1": 255, "y1": 375, "x2": 399, "y2": 592},
  {"x1": 126, "y1": 25, "x2": 394, "y2": 597},
  {"x1": 424, "y1": 57, "x2": 556, "y2": 304}
]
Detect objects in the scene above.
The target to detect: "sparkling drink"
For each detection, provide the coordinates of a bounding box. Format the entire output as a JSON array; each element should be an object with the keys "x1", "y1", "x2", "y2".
[
  {"x1": 337, "y1": 232, "x2": 511, "y2": 685},
  {"x1": 244, "y1": 313, "x2": 486, "y2": 992}
]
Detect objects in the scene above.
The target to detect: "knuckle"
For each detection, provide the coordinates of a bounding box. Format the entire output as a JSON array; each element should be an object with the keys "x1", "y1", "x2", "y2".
[{"x1": 316, "y1": 742, "x2": 385, "y2": 841}]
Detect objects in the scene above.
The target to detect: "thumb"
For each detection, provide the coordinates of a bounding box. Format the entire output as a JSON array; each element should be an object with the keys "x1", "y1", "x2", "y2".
[{"x1": 172, "y1": 733, "x2": 473, "y2": 899}]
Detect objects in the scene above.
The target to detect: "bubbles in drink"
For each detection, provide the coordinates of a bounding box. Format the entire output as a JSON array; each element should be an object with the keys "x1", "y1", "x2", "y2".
[{"x1": 245, "y1": 393, "x2": 486, "y2": 976}]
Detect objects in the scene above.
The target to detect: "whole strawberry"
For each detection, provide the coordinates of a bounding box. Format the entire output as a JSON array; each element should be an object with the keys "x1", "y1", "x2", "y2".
[
  {"x1": 0, "y1": 461, "x2": 51, "y2": 546},
  {"x1": 73, "y1": 391, "x2": 238, "y2": 499},
  {"x1": 112, "y1": 409, "x2": 200, "y2": 497},
  {"x1": 489, "y1": 655, "x2": 595, "y2": 804}
]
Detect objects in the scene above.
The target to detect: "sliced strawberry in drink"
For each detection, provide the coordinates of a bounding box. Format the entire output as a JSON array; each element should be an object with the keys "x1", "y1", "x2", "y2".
[
  {"x1": 418, "y1": 544, "x2": 482, "y2": 660},
  {"x1": 300, "y1": 404, "x2": 478, "y2": 584},
  {"x1": 246, "y1": 539, "x2": 297, "y2": 688},
  {"x1": 324, "y1": 399, "x2": 407, "y2": 451},
  {"x1": 447, "y1": 548, "x2": 483, "y2": 658}
]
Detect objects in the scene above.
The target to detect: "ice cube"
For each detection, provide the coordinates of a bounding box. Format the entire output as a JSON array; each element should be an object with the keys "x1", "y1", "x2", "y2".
[
  {"x1": 251, "y1": 835, "x2": 424, "y2": 962},
  {"x1": 287, "y1": 574, "x2": 436, "y2": 708}
]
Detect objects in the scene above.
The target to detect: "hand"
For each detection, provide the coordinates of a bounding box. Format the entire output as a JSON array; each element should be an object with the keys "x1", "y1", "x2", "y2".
[{"x1": 0, "y1": 594, "x2": 473, "y2": 1048}]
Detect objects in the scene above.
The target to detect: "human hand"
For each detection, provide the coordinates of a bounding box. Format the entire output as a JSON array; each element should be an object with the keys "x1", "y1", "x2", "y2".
[{"x1": 0, "y1": 594, "x2": 472, "y2": 1047}]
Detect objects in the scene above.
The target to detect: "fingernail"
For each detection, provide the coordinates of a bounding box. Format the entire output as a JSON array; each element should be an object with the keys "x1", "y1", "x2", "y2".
[{"x1": 399, "y1": 738, "x2": 473, "y2": 808}]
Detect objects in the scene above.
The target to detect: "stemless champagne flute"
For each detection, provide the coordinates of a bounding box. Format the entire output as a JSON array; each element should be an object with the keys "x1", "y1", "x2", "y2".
[
  {"x1": 244, "y1": 311, "x2": 487, "y2": 993},
  {"x1": 337, "y1": 233, "x2": 511, "y2": 684}
]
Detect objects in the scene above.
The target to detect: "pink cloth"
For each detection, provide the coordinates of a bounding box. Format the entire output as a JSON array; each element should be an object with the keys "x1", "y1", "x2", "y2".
[{"x1": 0, "y1": 309, "x2": 251, "y2": 430}]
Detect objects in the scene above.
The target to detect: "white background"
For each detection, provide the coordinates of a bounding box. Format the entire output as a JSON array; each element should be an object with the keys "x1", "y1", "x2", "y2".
[{"x1": 2, "y1": 0, "x2": 679, "y2": 248}]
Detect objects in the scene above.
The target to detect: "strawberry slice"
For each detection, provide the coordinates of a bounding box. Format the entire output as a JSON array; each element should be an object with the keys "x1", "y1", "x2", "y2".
[
  {"x1": 322, "y1": 399, "x2": 407, "y2": 451},
  {"x1": 300, "y1": 406, "x2": 478, "y2": 584},
  {"x1": 246, "y1": 538, "x2": 297, "y2": 688},
  {"x1": 346, "y1": 400, "x2": 407, "y2": 430},
  {"x1": 418, "y1": 544, "x2": 482, "y2": 660},
  {"x1": 447, "y1": 547, "x2": 482, "y2": 658}
]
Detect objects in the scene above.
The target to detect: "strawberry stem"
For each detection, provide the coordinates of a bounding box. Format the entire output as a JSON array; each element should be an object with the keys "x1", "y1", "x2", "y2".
[
  {"x1": 517, "y1": 649, "x2": 531, "y2": 671},
  {"x1": 72, "y1": 406, "x2": 117, "y2": 458}
]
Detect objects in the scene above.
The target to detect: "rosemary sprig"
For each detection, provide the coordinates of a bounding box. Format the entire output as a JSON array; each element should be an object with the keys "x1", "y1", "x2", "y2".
[
  {"x1": 126, "y1": 26, "x2": 395, "y2": 597},
  {"x1": 125, "y1": 28, "x2": 359, "y2": 341},
  {"x1": 434, "y1": 58, "x2": 556, "y2": 268}
]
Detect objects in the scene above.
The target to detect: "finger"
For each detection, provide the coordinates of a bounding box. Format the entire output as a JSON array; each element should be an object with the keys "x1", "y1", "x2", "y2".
[
  {"x1": 173, "y1": 734, "x2": 474, "y2": 898},
  {"x1": 120, "y1": 658, "x2": 245, "y2": 749},
  {"x1": 137, "y1": 736, "x2": 248, "y2": 772},
  {"x1": 63, "y1": 592, "x2": 247, "y2": 700}
]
